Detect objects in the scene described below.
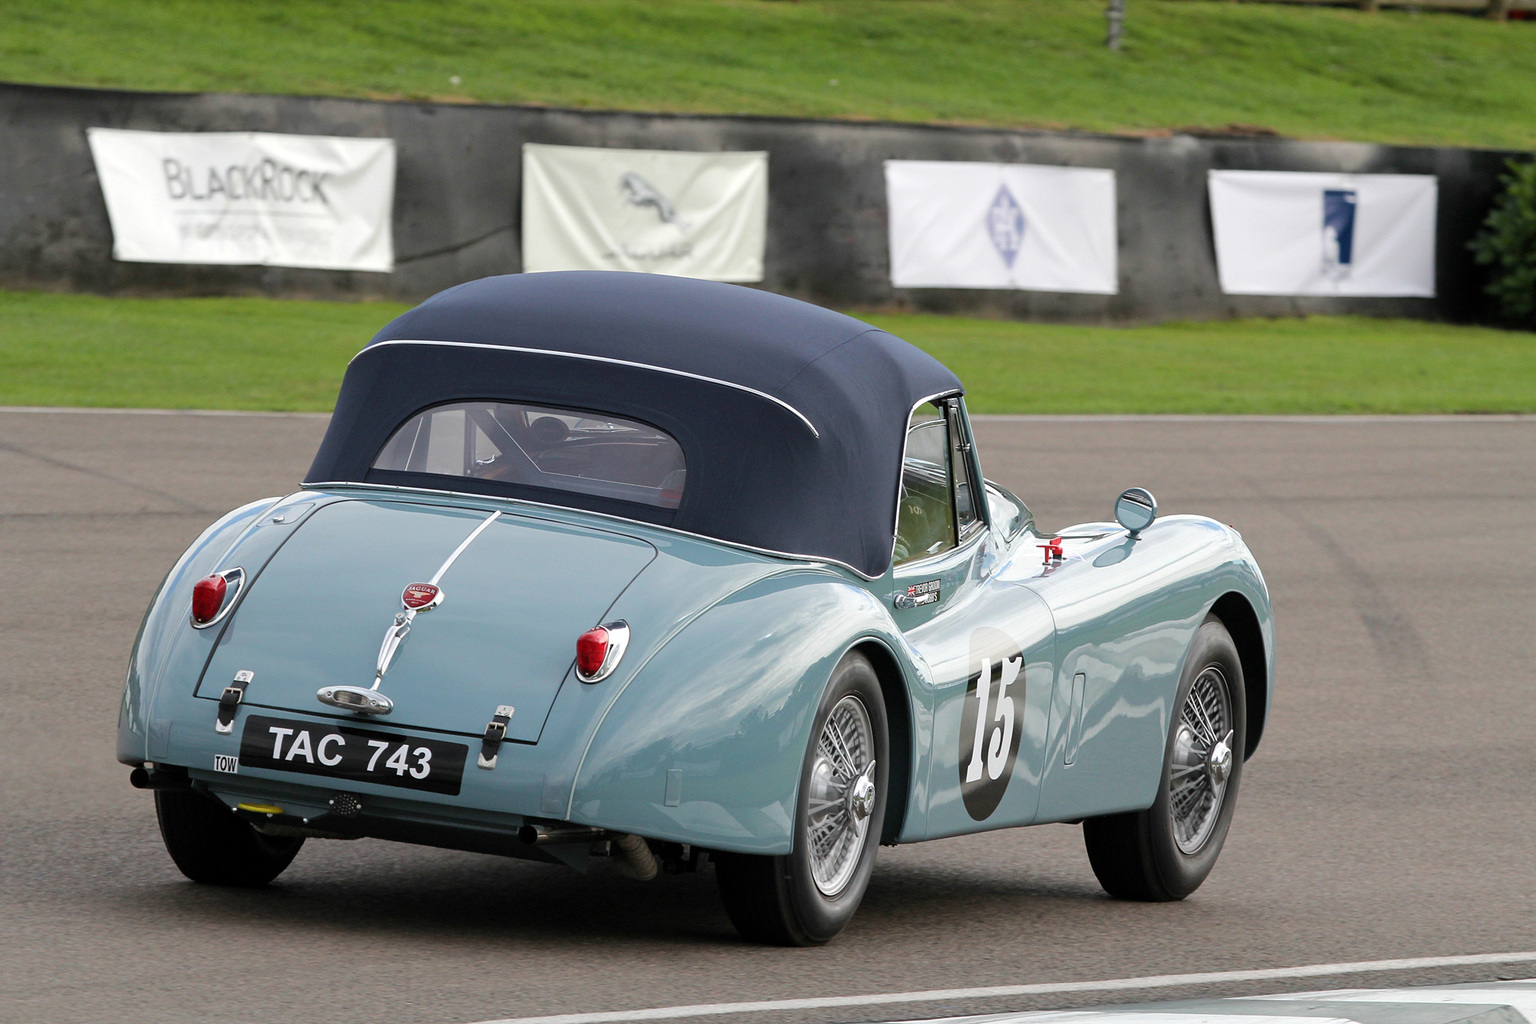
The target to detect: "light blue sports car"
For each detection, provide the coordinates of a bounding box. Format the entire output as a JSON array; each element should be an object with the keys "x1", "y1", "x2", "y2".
[{"x1": 118, "y1": 272, "x2": 1273, "y2": 945}]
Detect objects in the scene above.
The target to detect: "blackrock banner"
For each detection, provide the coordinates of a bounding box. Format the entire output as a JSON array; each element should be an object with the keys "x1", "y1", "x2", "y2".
[
  {"x1": 1208, "y1": 171, "x2": 1437, "y2": 297},
  {"x1": 522, "y1": 143, "x2": 767, "y2": 281},
  {"x1": 85, "y1": 128, "x2": 395, "y2": 272},
  {"x1": 884, "y1": 161, "x2": 1117, "y2": 293}
]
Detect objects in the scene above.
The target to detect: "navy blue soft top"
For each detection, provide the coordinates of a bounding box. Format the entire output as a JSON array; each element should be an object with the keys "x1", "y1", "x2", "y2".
[{"x1": 306, "y1": 272, "x2": 961, "y2": 577}]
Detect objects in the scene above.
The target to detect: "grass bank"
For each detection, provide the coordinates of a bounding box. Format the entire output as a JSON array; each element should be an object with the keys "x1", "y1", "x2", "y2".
[
  {"x1": 3, "y1": 290, "x2": 1532, "y2": 414},
  {"x1": 4, "y1": 1, "x2": 1536, "y2": 149}
]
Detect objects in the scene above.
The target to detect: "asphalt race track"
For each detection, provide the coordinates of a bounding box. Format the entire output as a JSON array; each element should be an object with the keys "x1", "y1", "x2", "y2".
[{"x1": 2, "y1": 410, "x2": 1533, "y2": 1024}]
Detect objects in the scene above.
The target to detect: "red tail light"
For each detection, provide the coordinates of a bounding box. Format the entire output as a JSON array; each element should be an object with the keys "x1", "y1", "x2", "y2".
[
  {"x1": 575, "y1": 620, "x2": 630, "y2": 683},
  {"x1": 191, "y1": 573, "x2": 228, "y2": 624},
  {"x1": 576, "y1": 627, "x2": 610, "y2": 677}
]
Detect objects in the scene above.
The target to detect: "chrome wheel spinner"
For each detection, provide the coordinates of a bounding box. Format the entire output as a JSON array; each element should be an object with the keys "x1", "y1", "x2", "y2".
[
  {"x1": 1168, "y1": 666, "x2": 1234, "y2": 855},
  {"x1": 805, "y1": 695, "x2": 876, "y2": 897}
]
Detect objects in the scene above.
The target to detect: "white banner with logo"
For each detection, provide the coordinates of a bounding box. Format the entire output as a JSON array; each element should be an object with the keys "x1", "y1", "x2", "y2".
[
  {"x1": 85, "y1": 128, "x2": 395, "y2": 272},
  {"x1": 884, "y1": 161, "x2": 1117, "y2": 293},
  {"x1": 522, "y1": 143, "x2": 767, "y2": 282},
  {"x1": 1208, "y1": 170, "x2": 1437, "y2": 297}
]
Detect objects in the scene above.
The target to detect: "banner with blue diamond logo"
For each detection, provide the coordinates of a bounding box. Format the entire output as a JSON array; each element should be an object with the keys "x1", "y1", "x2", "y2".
[
  {"x1": 885, "y1": 161, "x2": 1117, "y2": 293},
  {"x1": 987, "y1": 186, "x2": 1026, "y2": 268}
]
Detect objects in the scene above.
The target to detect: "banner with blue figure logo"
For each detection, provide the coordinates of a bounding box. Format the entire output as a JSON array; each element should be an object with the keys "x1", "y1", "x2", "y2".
[
  {"x1": 1322, "y1": 188, "x2": 1358, "y2": 280},
  {"x1": 1208, "y1": 171, "x2": 1436, "y2": 297},
  {"x1": 884, "y1": 161, "x2": 1117, "y2": 293}
]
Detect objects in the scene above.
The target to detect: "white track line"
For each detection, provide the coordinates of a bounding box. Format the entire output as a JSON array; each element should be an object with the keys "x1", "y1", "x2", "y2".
[{"x1": 467, "y1": 951, "x2": 1536, "y2": 1024}]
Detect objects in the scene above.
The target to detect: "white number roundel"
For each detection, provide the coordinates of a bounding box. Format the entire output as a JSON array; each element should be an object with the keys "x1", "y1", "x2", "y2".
[{"x1": 958, "y1": 627, "x2": 1024, "y2": 821}]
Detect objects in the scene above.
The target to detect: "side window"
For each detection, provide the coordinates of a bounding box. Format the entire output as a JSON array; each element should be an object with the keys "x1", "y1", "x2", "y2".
[{"x1": 894, "y1": 403, "x2": 957, "y2": 565}]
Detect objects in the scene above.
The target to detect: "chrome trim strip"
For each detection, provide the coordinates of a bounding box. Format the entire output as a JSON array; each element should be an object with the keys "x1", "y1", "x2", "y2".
[
  {"x1": 373, "y1": 509, "x2": 502, "y2": 684},
  {"x1": 300, "y1": 480, "x2": 877, "y2": 580},
  {"x1": 321, "y1": 509, "x2": 507, "y2": 718},
  {"x1": 353, "y1": 339, "x2": 821, "y2": 438},
  {"x1": 429, "y1": 510, "x2": 503, "y2": 585}
]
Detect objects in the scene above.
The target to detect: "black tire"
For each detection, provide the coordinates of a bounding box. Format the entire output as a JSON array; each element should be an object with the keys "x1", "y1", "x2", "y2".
[
  {"x1": 715, "y1": 650, "x2": 889, "y2": 945},
  {"x1": 155, "y1": 788, "x2": 304, "y2": 886},
  {"x1": 1083, "y1": 616, "x2": 1246, "y2": 901}
]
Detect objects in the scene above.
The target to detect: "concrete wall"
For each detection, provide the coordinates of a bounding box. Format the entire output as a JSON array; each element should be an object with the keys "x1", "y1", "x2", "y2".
[{"x1": 0, "y1": 81, "x2": 1522, "y2": 322}]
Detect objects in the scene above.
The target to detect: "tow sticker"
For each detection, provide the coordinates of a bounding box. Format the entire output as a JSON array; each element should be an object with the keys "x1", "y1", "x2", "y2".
[
  {"x1": 958, "y1": 626, "x2": 1024, "y2": 821},
  {"x1": 213, "y1": 754, "x2": 239, "y2": 774}
]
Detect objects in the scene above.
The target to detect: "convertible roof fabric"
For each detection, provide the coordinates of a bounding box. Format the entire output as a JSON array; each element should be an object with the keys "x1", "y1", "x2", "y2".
[{"x1": 306, "y1": 272, "x2": 961, "y2": 577}]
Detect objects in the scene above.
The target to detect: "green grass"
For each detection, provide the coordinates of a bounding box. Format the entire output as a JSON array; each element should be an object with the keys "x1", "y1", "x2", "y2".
[
  {"x1": 3, "y1": 290, "x2": 1533, "y2": 414},
  {"x1": 0, "y1": 291, "x2": 394, "y2": 412},
  {"x1": 2, "y1": 1, "x2": 1535, "y2": 149},
  {"x1": 860, "y1": 311, "x2": 1536, "y2": 413}
]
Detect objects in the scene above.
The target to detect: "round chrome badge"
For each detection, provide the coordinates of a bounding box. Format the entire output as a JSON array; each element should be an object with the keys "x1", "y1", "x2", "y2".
[{"x1": 401, "y1": 582, "x2": 443, "y2": 611}]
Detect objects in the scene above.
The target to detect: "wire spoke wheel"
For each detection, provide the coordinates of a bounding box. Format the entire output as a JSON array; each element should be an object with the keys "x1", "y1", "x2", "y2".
[
  {"x1": 1082, "y1": 618, "x2": 1246, "y2": 902},
  {"x1": 805, "y1": 694, "x2": 876, "y2": 897},
  {"x1": 1168, "y1": 665, "x2": 1234, "y2": 855}
]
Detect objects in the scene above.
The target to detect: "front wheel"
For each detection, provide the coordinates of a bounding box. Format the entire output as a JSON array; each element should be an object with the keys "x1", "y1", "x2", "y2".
[
  {"x1": 155, "y1": 788, "x2": 304, "y2": 886},
  {"x1": 715, "y1": 650, "x2": 889, "y2": 945},
  {"x1": 1082, "y1": 616, "x2": 1246, "y2": 901}
]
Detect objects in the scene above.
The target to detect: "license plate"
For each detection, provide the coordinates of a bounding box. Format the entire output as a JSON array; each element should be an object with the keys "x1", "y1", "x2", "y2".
[{"x1": 238, "y1": 714, "x2": 467, "y2": 796}]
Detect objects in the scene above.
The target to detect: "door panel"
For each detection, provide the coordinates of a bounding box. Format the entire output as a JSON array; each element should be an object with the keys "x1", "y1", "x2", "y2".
[{"x1": 910, "y1": 575, "x2": 1056, "y2": 839}]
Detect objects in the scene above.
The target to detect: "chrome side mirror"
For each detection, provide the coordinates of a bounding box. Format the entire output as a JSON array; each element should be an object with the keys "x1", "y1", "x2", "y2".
[{"x1": 1114, "y1": 487, "x2": 1157, "y2": 538}]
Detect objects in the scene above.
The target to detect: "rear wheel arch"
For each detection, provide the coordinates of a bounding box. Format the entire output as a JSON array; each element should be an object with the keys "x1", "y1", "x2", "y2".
[
  {"x1": 1209, "y1": 592, "x2": 1267, "y2": 759},
  {"x1": 849, "y1": 638, "x2": 912, "y2": 846},
  {"x1": 715, "y1": 647, "x2": 889, "y2": 944},
  {"x1": 570, "y1": 576, "x2": 896, "y2": 853}
]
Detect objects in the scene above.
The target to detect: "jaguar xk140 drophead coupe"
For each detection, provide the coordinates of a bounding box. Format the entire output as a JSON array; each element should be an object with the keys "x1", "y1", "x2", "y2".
[{"x1": 119, "y1": 271, "x2": 1273, "y2": 945}]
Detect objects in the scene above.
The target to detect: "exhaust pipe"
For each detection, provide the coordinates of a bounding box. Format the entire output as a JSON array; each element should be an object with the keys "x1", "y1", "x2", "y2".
[
  {"x1": 518, "y1": 822, "x2": 613, "y2": 846},
  {"x1": 129, "y1": 766, "x2": 190, "y2": 791},
  {"x1": 516, "y1": 820, "x2": 658, "y2": 880}
]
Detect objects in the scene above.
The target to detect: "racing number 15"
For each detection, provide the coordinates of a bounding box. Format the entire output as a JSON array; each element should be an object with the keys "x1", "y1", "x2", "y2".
[{"x1": 965, "y1": 654, "x2": 1021, "y2": 783}]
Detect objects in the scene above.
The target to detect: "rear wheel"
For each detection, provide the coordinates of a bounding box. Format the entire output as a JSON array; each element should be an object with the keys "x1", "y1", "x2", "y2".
[
  {"x1": 715, "y1": 650, "x2": 889, "y2": 945},
  {"x1": 155, "y1": 788, "x2": 304, "y2": 886},
  {"x1": 1082, "y1": 616, "x2": 1245, "y2": 901}
]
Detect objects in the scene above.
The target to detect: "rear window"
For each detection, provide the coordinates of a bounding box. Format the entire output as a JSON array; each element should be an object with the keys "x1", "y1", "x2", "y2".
[{"x1": 373, "y1": 401, "x2": 686, "y2": 510}]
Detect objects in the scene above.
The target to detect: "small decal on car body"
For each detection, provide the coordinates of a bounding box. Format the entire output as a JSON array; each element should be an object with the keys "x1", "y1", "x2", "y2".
[
  {"x1": 213, "y1": 754, "x2": 239, "y2": 774},
  {"x1": 959, "y1": 626, "x2": 1024, "y2": 821},
  {"x1": 907, "y1": 579, "x2": 941, "y2": 606}
]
